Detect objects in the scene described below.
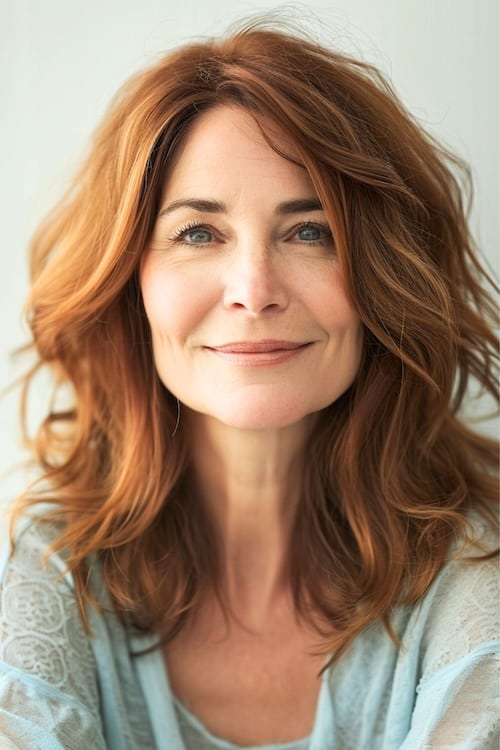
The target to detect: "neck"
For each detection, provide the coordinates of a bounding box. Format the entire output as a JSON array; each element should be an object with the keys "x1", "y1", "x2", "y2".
[{"x1": 186, "y1": 410, "x2": 315, "y2": 622}]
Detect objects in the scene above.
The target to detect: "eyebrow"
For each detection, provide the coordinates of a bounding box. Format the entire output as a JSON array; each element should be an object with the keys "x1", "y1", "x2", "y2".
[{"x1": 158, "y1": 197, "x2": 324, "y2": 217}]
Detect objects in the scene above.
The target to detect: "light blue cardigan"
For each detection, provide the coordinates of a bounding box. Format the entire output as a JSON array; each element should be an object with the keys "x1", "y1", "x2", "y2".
[{"x1": 0, "y1": 519, "x2": 498, "y2": 749}]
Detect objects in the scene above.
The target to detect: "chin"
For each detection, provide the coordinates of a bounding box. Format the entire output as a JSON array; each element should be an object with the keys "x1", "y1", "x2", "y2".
[{"x1": 198, "y1": 395, "x2": 322, "y2": 431}]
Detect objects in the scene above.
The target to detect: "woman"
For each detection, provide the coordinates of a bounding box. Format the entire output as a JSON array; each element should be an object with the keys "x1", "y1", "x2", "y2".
[{"x1": 0, "y1": 21, "x2": 497, "y2": 750}]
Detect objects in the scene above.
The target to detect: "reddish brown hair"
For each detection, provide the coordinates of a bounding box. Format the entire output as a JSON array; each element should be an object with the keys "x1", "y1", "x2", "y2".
[{"x1": 13, "y1": 22, "x2": 498, "y2": 659}]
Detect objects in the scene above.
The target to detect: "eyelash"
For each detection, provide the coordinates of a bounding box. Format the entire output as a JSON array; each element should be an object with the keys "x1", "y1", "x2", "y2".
[
  {"x1": 168, "y1": 220, "x2": 333, "y2": 247},
  {"x1": 292, "y1": 221, "x2": 333, "y2": 245},
  {"x1": 169, "y1": 220, "x2": 216, "y2": 246}
]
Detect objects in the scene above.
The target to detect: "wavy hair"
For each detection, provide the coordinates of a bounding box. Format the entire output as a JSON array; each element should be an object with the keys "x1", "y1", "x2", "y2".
[{"x1": 12, "y1": 21, "x2": 498, "y2": 660}]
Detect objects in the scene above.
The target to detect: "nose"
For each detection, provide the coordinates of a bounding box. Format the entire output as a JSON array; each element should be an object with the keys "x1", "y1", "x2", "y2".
[{"x1": 223, "y1": 242, "x2": 289, "y2": 315}]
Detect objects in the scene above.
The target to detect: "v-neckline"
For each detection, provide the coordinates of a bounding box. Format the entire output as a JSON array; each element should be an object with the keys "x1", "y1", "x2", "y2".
[{"x1": 130, "y1": 631, "x2": 335, "y2": 750}]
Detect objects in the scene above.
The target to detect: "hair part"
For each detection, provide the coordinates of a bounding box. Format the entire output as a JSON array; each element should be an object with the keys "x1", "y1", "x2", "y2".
[{"x1": 12, "y1": 20, "x2": 498, "y2": 665}]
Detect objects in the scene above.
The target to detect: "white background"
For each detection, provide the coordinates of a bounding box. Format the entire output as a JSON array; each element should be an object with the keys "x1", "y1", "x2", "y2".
[{"x1": 0, "y1": 0, "x2": 498, "y2": 510}]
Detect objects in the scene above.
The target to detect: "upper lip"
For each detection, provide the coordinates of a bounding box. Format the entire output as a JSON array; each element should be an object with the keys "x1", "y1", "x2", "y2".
[{"x1": 206, "y1": 340, "x2": 310, "y2": 353}]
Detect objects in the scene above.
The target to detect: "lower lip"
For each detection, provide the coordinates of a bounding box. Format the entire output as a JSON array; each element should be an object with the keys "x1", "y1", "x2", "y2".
[{"x1": 205, "y1": 344, "x2": 311, "y2": 367}]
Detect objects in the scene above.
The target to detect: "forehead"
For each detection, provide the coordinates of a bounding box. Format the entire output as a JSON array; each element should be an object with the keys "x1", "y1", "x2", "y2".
[{"x1": 162, "y1": 105, "x2": 315, "y2": 202}]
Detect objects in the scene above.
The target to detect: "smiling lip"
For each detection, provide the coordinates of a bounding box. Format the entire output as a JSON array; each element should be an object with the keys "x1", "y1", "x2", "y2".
[{"x1": 204, "y1": 340, "x2": 312, "y2": 366}]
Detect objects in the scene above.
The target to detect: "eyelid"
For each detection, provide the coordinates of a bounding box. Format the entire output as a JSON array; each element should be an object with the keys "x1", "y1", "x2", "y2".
[
  {"x1": 169, "y1": 220, "x2": 220, "y2": 243},
  {"x1": 284, "y1": 220, "x2": 333, "y2": 241},
  {"x1": 166, "y1": 218, "x2": 333, "y2": 246}
]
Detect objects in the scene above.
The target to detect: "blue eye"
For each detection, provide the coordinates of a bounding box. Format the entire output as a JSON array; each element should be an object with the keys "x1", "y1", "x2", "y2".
[
  {"x1": 183, "y1": 227, "x2": 213, "y2": 244},
  {"x1": 170, "y1": 223, "x2": 214, "y2": 245},
  {"x1": 297, "y1": 225, "x2": 322, "y2": 242},
  {"x1": 293, "y1": 222, "x2": 333, "y2": 245}
]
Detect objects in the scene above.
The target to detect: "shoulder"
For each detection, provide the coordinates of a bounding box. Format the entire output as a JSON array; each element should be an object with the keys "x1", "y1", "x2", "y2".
[
  {"x1": 409, "y1": 515, "x2": 498, "y2": 683},
  {"x1": 390, "y1": 518, "x2": 500, "y2": 749},
  {"x1": 0, "y1": 514, "x2": 80, "y2": 623},
  {"x1": 1, "y1": 515, "x2": 76, "y2": 624},
  {"x1": 0, "y1": 515, "x2": 101, "y2": 708},
  {"x1": 424, "y1": 512, "x2": 497, "y2": 621},
  {"x1": 0, "y1": 515, "x2": 160, "y2": 748},
  {"x1": 1, "y1": 514, "x2": 70, "y2": 580}
]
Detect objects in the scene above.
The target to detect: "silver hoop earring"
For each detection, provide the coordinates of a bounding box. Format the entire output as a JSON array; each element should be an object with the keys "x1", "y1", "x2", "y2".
[{"x1": 171, "y1": 398, "x2": 181, "y2": 438}]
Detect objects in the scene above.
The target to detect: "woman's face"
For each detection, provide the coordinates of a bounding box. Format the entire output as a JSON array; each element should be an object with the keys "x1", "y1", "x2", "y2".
[{"x1": 141, "y1": 105, "x2": 363, "y2": 431}]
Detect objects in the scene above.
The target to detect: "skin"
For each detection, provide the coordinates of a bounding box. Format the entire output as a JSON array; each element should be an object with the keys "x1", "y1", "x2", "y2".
[{"x1": 140, "y1": 105, "x2": 363, "y2": 742}]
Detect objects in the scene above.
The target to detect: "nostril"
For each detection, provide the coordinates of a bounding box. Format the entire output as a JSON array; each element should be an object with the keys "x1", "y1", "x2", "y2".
[
  {"x1": 223, "y1": 273, "x2": 289, "y2": 314},
  {"x1": 225, "y1": 296, "x2": 288, "y2": 315}
]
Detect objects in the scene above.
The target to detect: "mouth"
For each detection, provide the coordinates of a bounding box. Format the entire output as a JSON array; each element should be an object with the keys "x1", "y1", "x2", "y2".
[{"x1": 204, "y1": 340, "x2": 313, "y2": 366}]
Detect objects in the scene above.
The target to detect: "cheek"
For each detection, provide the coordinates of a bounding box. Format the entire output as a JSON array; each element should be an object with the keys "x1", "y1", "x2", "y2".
[
  {"x1": 312, "y1": 272, "x2": 364, "y2": 377},
  {"x1": 140, "y1": 260, "x2": 209, "y2": 341},
  {"x1": 308, "y1": 270, "x2": 360, "y2": 335}
]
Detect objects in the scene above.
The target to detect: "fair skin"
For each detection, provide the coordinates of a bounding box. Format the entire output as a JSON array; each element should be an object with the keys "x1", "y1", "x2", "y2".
[{"x1": 140, "y1": 105, "x2": 363, "y2": 744}]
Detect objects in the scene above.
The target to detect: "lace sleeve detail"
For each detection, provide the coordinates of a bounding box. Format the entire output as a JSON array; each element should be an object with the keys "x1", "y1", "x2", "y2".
[
  {"x1": 419, "y1": 550, "x2": 498, "y2": 686},
  {"x1": 0, "y1": 521, "x2": 105, "y2": 747},
  {"x1": 401, "y1": 648, "x2": 499, "y2": 749},
  {"x1": 401, "y1": 546, "x2": 499, "y2": 749}
]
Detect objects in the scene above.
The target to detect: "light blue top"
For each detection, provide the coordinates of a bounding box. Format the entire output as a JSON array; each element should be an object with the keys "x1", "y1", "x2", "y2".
[{"x1": 0, "y1": 518, "x2": 498, "y2": 749}]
